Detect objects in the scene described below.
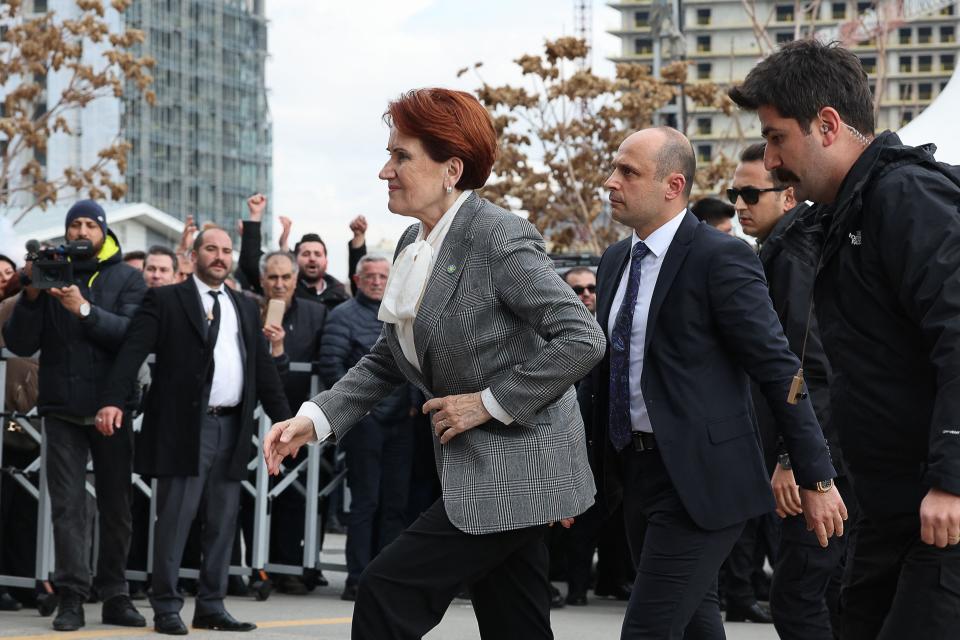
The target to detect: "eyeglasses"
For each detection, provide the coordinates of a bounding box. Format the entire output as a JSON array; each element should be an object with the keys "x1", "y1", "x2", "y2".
[
  {"x1": 571, "y1": 284, "x2": 596, "y2": 295},
  {"x1": 726, "y1": 186, "x2": 786, "y2": 205}
]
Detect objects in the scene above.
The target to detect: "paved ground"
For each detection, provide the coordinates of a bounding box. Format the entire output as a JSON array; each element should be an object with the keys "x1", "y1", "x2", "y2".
[{"x1": 0, "y1": 535, "x2": 779, "y2": 639}]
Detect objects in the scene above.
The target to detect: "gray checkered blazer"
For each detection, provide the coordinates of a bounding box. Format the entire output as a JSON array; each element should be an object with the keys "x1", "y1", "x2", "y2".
[{"x1": 310, "y1": 193, "x2": 606, "y2": 534}]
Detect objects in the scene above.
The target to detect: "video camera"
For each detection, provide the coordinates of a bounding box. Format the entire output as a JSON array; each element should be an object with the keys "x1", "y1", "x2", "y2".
[{"x1": 24, "y1": 239, "x2": 94, "y2": 289}]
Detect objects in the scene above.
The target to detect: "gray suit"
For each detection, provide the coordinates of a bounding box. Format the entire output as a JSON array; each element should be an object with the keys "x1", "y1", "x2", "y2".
[{"x1": 310, "y1": 193, "x2": 605, "y2": 534}]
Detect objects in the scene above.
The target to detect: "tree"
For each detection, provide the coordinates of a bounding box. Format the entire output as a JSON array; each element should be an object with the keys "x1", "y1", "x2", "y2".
[
  {"x1": 464, "y1": 37, "x2": 732, "y2": 254},
  {"x1": 0, "y1": 0, "x2": 155, "y2": 223}
]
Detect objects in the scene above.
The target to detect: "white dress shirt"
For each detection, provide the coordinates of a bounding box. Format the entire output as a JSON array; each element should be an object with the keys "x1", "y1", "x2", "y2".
[
  {"x1": 193, "y1": 275, "x2": 244, "y2": 408},
  {"x1": 298, "y1": 191, "x2": 512, "y2": 442},
  {"x1": 606, "y1": 209, "x2": 687, "y2": 433}
]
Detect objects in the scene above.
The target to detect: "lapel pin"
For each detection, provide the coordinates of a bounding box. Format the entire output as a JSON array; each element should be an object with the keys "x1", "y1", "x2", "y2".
[{"x1": 446, "y1": 264, "x2": 457, "y2": 273}]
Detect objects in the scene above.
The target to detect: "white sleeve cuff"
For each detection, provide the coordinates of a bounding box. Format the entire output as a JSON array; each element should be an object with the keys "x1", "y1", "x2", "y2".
[
  {"x1": 297, "y1": 401, "x2": 333, "y2": 443},
  {"x1": 481, "y1": 388, "x2": 514, "y2": 425}
]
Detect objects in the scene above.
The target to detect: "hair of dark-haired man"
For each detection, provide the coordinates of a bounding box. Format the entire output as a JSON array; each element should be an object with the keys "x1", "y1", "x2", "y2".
[
  {"x1": 192, "y1": 225, "x2": 229, "y2": 253},
  {"x1": 293, "y1": 233, "x2": 327, "y2": 256},
  {"x1": 691, "y1": 197, "x2": 735, "y2": 226},
  {"x1": 728, "y1": 40, "x2": 874, "y2": 136},
  {"x1": 563, "y1": 266, "x2": 595, "y2": 284},
  {"x1": 651, "y1": 127, "x2": 697, "y2": 198},
  {"x1": 147, "y1": 244, "x2": 179, "y2": 272},
  {"x1": 123, "y1": 250, "x2": 146, "y2": 264},
  {"x1": 739, "y1": 142, "x2": 785, "y2": 188}
]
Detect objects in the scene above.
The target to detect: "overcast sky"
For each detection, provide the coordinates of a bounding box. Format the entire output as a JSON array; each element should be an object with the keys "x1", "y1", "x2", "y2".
[{"x1": 265, "y1": 0, "x2": 620, "y2": 281}]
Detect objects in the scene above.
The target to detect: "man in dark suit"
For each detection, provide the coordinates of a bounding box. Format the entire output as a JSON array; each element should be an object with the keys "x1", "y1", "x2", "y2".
[
  {"x1": 97, "y1": 227, "x2": 291, "y2": 635},
  {"x1": 592, "y1": 127, "x2": 847, "y2": 639}
]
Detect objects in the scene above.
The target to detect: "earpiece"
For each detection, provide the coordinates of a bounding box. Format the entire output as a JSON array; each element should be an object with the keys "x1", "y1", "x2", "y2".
[{"x1": 822, "y1": 124, "x2": 829, "y2": 134}]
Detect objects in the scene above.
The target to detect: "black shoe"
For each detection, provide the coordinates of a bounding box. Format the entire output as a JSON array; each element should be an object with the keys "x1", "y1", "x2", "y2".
[
  {"x1": 340, "y1": 584, "x2": 358, "y2": 602},
  {"x1": 155, "y1": 612, "x2": 188, "y2": 635},
  {"x1": 313, "y1": 570, "x2": 329, "y2": 587},
  {"x1": 565, "y1": 592, "x2": 588, "y2": 606},
  {"x1": 276, "y1": 575, "x2": 308, "y2": 595},
  {"x1": 0, "y1": 592, "x2": 22, "y2": 611},
  {"x1": 102, "y1": 594, "x2": 146, "y2": 627},
  {"x1": 192, "y1": 611, "x2": 256, "y2": 632},
  {"x1": 128, "y1": 581, "x2": 147, "y2": 601},
  {"x1": 52, "y1": 600, "x2": 85, "y2": 632},
  {"x1": 594, "y1": 582, "x2": 632, "y2": 601},
  {"x1": 726, "y1": 601, "x2": 773, "y2": 624},
  {"x1": 549, "y1": 585, "x2": 565, "y2": 609}
]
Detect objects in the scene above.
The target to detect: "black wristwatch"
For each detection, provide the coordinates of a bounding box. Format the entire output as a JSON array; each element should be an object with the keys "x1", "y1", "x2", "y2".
[
  {"x1": 800, "y1": 478, "x2": 834, "y2": 493},
  {"x1": 777, "y1": 453, "x2": 792, "y2": 470}
]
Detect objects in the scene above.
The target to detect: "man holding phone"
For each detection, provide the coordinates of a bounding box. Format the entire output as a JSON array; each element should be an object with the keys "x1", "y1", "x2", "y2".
[{"x1": 258, "y1": 250, "x2": 331, "y2": 595}]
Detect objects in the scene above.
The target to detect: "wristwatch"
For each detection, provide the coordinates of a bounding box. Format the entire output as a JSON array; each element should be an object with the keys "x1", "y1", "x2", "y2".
[
  {"x1": 777, "y1": 453, "x2": 792, "y2": 470},
  {"x1": 800, "y1": 478, "x2": 834, "y2": 493},
  {"x1": 79, "y1": 302, "x2": 91, "y2": 318}
]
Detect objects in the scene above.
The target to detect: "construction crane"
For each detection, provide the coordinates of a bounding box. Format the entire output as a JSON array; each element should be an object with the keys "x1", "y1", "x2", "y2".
[{"x1": 573, "y1": 0, "x2": 593, "y2": 70}]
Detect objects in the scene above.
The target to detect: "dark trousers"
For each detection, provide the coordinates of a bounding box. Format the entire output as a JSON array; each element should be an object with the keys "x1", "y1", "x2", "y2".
[
  {"x1": 566, "y1": 503, "x2": 634, "y2": 598},
  {"x1": 341, "y1": 415, "x2": 414, "y2": 585},
  {"x1": 353, "y1": 499, "x2": 553, "y2": 640},
  {"x1": 840, "y1": 507, "x2": 960, "y2": 640},
  {"x1": 621, "y1": 447, "x2": 744, "y2": 640},
  {"x1": 770, "y1": 475, "x2": 856, "y2": 640},
  {"x1": 150, "y1": 413, "x2": 241, "y2": 617},
  {"x1": 45, "y1": 415, "x2": 133, "y2": 602}
]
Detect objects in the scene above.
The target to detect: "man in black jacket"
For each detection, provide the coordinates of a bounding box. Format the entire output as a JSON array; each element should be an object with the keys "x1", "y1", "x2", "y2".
[
  {"x1": 731, "y1": 39, "x2": 960, "y2": 640},
  {"x1": 238, "y1": 193, "x2": 359, "y2": 309},
  {"x1": 257, "y1": 250, "x2": 330, "y2": 594},
  {"x1": 2, "y1": 200, "x2": 147, "y2": 631},
  {"x1": 96, "y1": 227, "x2": 291, "y2": 635},
  {"x1": 319, "y1": 254, "x2": 415, "y2": 601},
  {"x1": 732, "y1": 142, "x2": 855, "y2": 638}
]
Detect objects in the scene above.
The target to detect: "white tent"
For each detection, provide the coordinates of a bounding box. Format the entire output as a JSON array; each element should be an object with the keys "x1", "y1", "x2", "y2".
[{"x1": 897, "y1": 67, "x2": 960, "y2": 164}]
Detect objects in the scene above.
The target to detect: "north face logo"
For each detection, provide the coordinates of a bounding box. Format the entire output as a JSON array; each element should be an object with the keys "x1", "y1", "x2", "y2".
[{"x1": 849, "y1": 231, "x2": 862, "y2": 246}]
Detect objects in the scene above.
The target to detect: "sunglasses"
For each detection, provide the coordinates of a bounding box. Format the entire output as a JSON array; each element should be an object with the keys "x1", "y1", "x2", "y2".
[
  {"x1": 726, "y1": 186, "x2": 786, "y2": 205},
  {"x1": 571, "y1": 284, "x2": 596, "y2": 295}
]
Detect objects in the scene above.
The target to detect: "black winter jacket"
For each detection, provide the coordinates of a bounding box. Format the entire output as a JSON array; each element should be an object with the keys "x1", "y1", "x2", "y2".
[
  {"x1": 274, "y1": 296, "x2": 328, "y2": 410},
  {"x1": 318, "y1": 292, "x2": 411, "y2": 422},
  {"x1": 814, "y1": 131, "x2": 960, "y2": 516},
  {"x1": 755, "y1": 203, "x2": 842, "y2": 471},
  {"x1": 2, "y1": 231, "x2": 146, "y2": 417}
]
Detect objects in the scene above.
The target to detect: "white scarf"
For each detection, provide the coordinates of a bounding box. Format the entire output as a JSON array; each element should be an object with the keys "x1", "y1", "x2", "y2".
[{"x1": 379, "y1": 190, "x2": 471, "y2": 370}]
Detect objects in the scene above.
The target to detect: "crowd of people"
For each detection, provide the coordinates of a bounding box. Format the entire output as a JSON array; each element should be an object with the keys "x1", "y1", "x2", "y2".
[{"x1": 2, "y1": 38, "x2": 959, "y2": 639}]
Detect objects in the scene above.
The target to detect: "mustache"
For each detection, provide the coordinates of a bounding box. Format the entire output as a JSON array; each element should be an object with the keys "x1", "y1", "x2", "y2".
[
  {"x1": 208, "y1": 261, "x2": 228, "y2": 269},
  {"x1": 774, "y1": 168, "x2": 800, "y2": 183}
]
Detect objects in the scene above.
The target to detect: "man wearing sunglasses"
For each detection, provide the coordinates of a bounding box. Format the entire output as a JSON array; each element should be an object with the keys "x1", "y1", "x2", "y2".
[
  {"x1": 564, "y1": 267, "x2": 597, "y2": 315},
  {"x1": 731, "y1": 40, "x2": 960, "y2": 640},
  {"x1": 732, "y1": 142, "x2": 854, "y2": 639}
]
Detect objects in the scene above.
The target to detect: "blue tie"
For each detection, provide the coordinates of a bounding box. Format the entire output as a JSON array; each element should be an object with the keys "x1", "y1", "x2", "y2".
[{"x1": 609, "y1": 241, "x2": 650, "y2": 451}]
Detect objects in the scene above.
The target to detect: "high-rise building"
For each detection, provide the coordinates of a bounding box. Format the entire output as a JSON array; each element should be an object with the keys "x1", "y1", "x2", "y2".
[
  {"x1": 607, "y1": 0, "x2": 960, "y2": 163},
  {"x1": 123, "y1": 0, "x2": 271, "y2": 232},
  {"x1": 8, "y1": 0, "x2": 271, "y2": 237}
]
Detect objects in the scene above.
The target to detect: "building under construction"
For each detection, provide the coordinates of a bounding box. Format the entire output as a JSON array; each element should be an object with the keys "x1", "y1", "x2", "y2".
[
  {"x1": 122, "y1": 0, "x2": 272, "y2": 233},
  {"x1": 608, "y1": 0, "x2": 960, "y2": 163}
]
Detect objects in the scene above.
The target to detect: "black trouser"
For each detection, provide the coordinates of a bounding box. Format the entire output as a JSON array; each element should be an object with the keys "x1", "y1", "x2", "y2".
[
  {"x1": 150, "y1": 413, "x2": 241, "y2": 617},
  {"x1": 621, "y1": 446, "x2": 744, "y2": 640},
  {"x1": 353, "y1": 499, "x2": 553, "y2": 640},
  {"x1": 840, "y1": 506, "x2": 960, "y2": 640},
  {"x1": 45, "y1": 415, "x2": 133, "y2": 602},
  {"x1": 566, "y1": 503, "x2": 634, "y2": 598},
  {"x1": 341, "y1": 415, "x2": 414, "y2": 586},
  {"x1": 770, "y1": 474, "x2": 856, "y2": 640}
]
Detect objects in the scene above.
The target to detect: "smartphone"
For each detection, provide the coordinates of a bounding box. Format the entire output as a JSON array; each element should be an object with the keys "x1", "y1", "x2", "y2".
[{"x1": 265, "y1": 298, "x2": 285, "y2": 327}]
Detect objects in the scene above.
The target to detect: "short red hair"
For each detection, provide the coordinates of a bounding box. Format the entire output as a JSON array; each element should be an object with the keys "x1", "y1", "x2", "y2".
[{"x1": 385, "y1": 88, "x2": 498, "y2": 190}]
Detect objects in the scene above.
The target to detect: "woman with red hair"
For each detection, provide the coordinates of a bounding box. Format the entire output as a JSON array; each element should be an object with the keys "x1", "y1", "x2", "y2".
[{"x1": 265, "y1": 88, "x2": 605, "y2": 638}]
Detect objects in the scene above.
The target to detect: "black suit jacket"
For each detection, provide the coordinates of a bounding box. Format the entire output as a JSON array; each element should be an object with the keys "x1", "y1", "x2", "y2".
[
  {"x1": 591, "y1": 212, "x2": 835, "y2": 531},
  {"x1": 102, "y1": 278, "x2": 292, "y2": 481}
]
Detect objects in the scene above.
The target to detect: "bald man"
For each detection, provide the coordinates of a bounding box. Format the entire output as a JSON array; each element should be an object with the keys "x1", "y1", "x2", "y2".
[{"x1": 589, "y1": 127, "x2": 846, "y2": 639}]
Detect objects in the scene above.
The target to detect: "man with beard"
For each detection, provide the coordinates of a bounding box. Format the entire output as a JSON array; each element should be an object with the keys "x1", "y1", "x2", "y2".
[
  {"x1": 96, "y1": 226, "x2": 291, "y2": 635},
  {"x1": 730, "y1": 39, "x2": 960, "y2": 639},
  {"x1": 2, "y1": 200, "x2": 147, "y2": 631}
]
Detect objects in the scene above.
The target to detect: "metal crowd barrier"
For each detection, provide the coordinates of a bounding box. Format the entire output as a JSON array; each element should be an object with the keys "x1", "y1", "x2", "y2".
[{"x1": 0, "y1": 349, "x2": 346, "y2": 607}]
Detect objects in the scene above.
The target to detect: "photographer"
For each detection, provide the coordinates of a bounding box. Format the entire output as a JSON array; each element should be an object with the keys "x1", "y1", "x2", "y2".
[{"x1": 1, "y1": 201, "x2": 147, "y2": 632}]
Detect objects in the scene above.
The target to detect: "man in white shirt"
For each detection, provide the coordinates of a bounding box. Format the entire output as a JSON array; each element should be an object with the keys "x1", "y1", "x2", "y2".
[
  {"x1": 592, "y1": 127, "x2": 846, "y2": 639},
  {"x1": 98, "y1": 227, "x2": 291, "y2": 635}
]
